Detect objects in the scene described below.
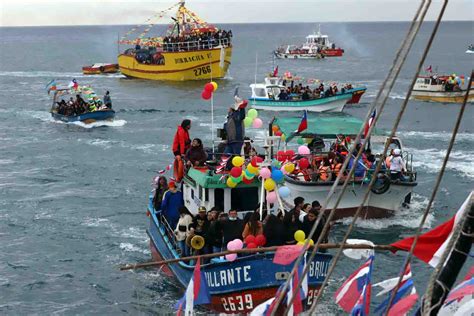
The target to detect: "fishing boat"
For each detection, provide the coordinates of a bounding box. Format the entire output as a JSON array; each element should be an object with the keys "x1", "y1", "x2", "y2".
[
  {"x1": 411, "y1": 73, "x2": 474, "y2": 103},
  {"x1": 50, "y1": 87, "x2": 115, "y2": 124},
  {"x1": 249, "y1": 75, "x2": 365, "y2": 112},
  {"x1": 82, "y1": 63, "x2": 119, "y2": 75},
  {"x1": 274, "y1": 26, "x2": 344, "y2": 59},
  {"x1": 466, "y1": 44, "x2": 474, "y2": 54},
  {"x1": 271, "y1": 116, "x2": 418, "y2": 219},
  {"x1": 117, "y1": 1, "x2": 232, "y2": 81}
]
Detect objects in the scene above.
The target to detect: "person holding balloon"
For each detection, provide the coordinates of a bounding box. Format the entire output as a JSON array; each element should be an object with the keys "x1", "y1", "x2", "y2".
[
  {"x1": 223, "y1": 97, "x2": 247, "y2": 155},
  {"x1": 282, "y1": 196, "x2": 305, "y2": 244}
]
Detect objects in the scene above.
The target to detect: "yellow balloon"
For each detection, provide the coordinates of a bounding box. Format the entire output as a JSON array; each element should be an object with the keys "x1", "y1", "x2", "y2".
[
  {"x1": 211, "y1": 81, "x2": 218, "y2": 91},
  {"x1": 297, "y1": 241, "x2": 305, "y2": 246},
  {"x1": 246, "y1": 164, "x2": 258, "y2": 175},
  {"x1": 281, "y1": 134, "x2": 286, "y2": 142},
  {"x1": 294, "y1": 230, "x2": 306, "y2": 243},
  {"x1": 232, "y1": 156, "x2": 244, "y2": 167},
  {"x1": 306, "y1": 238, "x2": 314, "y2": 246},
  {"x1": 264, "y1": 178, "x2": 276, "y2": 191},
  {"x1": 284, "y1": 163, "x2": 295, "y2": 173},
  {"x1": 227, "y1": 177, "x2": 237, "y2": 188}
]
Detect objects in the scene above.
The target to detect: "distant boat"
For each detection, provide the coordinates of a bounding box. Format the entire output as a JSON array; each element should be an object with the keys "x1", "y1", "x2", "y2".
[
  {"x1": 117, "y1": 0, "x2": 232, "y2": 81},
  {"x1": 82, "y1": 63, "x2": 119, "y2": 75},
  {"x1": 274, "y1": 26, "x2": 344, "y2": 59},
  {"x1": 411, "y1": 73, "x2": 474, "y2": 103},
  {"x1": 466, "y1": 44, "x2": 474, "y2": 54}
]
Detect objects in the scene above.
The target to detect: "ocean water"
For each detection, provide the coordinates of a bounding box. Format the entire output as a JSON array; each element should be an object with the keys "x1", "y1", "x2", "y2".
[{"x1": 0, "y1": 21, "x2": 473, "y2": 315}]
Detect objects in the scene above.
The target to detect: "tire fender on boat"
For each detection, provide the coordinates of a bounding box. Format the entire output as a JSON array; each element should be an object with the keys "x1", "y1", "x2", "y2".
[
  {"x1": 99, "y1": 66, "x2": 105, "y2": 72},
  {"x1": 371, "y1": 172, "x2": 391, "y2": 194},
  {"x1": 173, "y1": 155, "x2": 184, "y2": 182}
]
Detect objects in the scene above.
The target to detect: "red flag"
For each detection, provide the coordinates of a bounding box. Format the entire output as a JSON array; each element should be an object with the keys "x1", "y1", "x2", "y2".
[
  {"x1": 387, "y1": 293, "x2": 419, "y2": 316},
  {"x1": 426, "y1": 65, "x2": 432, "y2": 73},
  {"x1": 390, "y1": 192, "x2": 472, "y2": 267},
  {"x1": 364, "y1": 109, "x2": 376, "y2": 138},
  {"x1": 273, "y1": 66, "x2": 279, "y2": 77},
  {"x1": 296, "y1": 110, "x2": 307, "y2": 133},
  {"x1": 273, "y1": 245, "x2": 303, "y2": 265}
]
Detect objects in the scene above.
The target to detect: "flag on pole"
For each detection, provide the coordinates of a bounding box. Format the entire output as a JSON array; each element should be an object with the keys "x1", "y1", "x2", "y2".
[
  {"x1": 334, "y1": 255, "x2": 374, "y2": 315},
  {"x1": 390, "y1": 192, "x2": 473, "y2": 267},
  {"x1": 68, "y1": 78, "x2": 78, "y2": 90},
  {"x1": 439, "y1": 277, "x2": 474, "y2": 315},
  {"x1": 45, "y1": 79, "x2": 57, "y2": 94},
  {"x1": 374, "y1": 263, "x2": 413, "y2": 297},
  {"x1": 364, "y1": 109, "x2": 376, "y2": 138},
  {"x1": 175, "y1": 258, "x2": 210, "y2": 316},
  {"x1": 375, "y1": 276, "x2": 417, "y2": 314},
  {"x1": 273, "y1": 66, "x2": 279, "y2": 77},
  {"x1": 426, "y1": 65, "x2": 432, "y2": 73},
  {"x1": 296, "y1": 110, "x2": 308, "y2": 133},
  {"x1": 215, "y1": 155, "x2": 230, "y2": 174}
]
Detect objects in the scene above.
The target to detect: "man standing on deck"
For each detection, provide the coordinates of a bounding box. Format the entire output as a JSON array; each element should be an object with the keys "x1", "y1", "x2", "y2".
[
  {"x1": 223, "y1": 97, "x2": 247, "y2": 155},
  {"x1": 103, "y1": 91, "x2": 112, "y2": 109},
  {"x1": 160, "y1": 181, "x2": 183, "y2": 229},
  {"x1": 283, "y1": 197, "x2": 305, "y2": 244}
]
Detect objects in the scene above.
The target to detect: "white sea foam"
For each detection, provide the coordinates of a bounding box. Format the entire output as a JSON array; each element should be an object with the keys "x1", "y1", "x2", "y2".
[
  {"x1": 71, "y1": 119, "x2": 127, "y2": 128},
  {"x1": 82, "y1": 217, "x2": 110, "y2": 227},
  {"x1": 0, "y1": 70, "x2": 125, "y2": 79},
  {"x1": 399, "y1": 131, "x2": 473, "y2": 142},
  {"x1": 119, "y1": 242, "x2": 150, "y2": 255}
]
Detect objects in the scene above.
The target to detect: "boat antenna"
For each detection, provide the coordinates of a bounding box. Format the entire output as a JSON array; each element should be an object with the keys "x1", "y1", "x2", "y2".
[{"x1": 210, "y1": 55, "x2": 215, "y2": 154}]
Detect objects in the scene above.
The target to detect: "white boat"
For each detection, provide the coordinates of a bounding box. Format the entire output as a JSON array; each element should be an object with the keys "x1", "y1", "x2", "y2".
[
  {"x1": 466, "y1": 44, "x2": 474, "y2": 54},
  {"x1": 411, "y1": 74, "x2": 474, "y2": 103}
]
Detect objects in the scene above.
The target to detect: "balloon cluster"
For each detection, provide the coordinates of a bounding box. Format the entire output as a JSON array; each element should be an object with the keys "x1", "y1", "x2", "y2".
[
  {"x1": 227, "y1": 156, "x2": 264, "y2": 188},
  {"x1": 225, "y1": 239, "x2": 243, "y2": 261},
  {"x1": 260, "y1": 165, "x2": 292, "y2": 203},
  {"x1": 244, "y1": 234, "x2": 266, "y2": 249},
  {"x1": 201, "y1": 81, "x2": 218, "y2": 100},
  {"x1": 294, "y1": 230, "x2": 314, "y2": 246},
  {"x1": 243, "y1": 108, "x2": 263, "y2": 128}
]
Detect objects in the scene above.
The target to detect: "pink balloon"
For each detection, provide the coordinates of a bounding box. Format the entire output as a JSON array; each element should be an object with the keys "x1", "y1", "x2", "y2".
[
  {"x1": 233, "y1": 239, "x2": 244, "y2": 250},
  {"x1": 267, "y1": 191, "x2": 277, "y2": 203},
  {"x1": 280, "y1": 166, "x2": 288, "y2": 175},
  {"x1": 260, "y1": 167, "x2": 271, "y2": 179},
  {"x1": 227, "y1": 240, "x2": 237, "y2": 251},
  {"x1": 225, "y1": 253, "x2": 237, "y2": 261},
  {"x1": 298, "y1": 145, "x2": 310, "y2": 155},
  {"x1": 252, "y1": 118, "x2": 263, "y2": 128}
]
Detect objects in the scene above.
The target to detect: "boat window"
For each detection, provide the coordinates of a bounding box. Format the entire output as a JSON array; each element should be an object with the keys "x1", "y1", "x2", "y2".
[
  {"x1": 254, "y1": 88, "x2": 267, "y2": 97},
  {"x1": 231, "y1": 187, "x2": 259, "y2": 212},
  {"x1": 198, "y1": 185, "x2": 202, "y2": 200},
  {"x1": 191, "y1": 188, "x2": 194, "y2": 200},
  {"x1": 425, "y1": 79, "x2": 431, "y2": 85},
  {"x1": 416, "y1": 78, "x2": 424, "y2": 84},
  {"x1": 214, "y1": 188, "x2": 224, "y2": 212},
  {"x1": 204, "y1": 188, "x2": 209, "y2": 202}
]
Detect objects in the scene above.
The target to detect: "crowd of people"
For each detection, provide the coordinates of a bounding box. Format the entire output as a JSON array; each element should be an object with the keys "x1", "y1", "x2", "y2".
[
  {"x1": 162, "y1": 29, "x2": 232, "y2": 52},
  {"x1": 55, "y1": 91, "x2": 112, "y2": 116},
  {"x1": 277, "y1": 82, "x2": 354, "y2": 101}
]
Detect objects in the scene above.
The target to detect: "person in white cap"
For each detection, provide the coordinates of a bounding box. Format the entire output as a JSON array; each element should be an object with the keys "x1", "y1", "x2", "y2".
[
  {"x1": 389, "y1": 148, "x2": 406, "y2": 181},
  {"x1": 223, "y1": 96, "x2": 247, "y2": 155}
]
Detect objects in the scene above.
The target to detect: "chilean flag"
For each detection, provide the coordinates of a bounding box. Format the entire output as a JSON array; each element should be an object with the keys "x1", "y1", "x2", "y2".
[
  {"x1": 390, "y1": 192, "x2": 472, "y2": 267},
  {"x1": 334, "y1": 255, "x2": 374, "y2": 315},
  {"x1": 175, "y1": 259, "x2": 211, "y2": 315},
  {"x1": 296, "y1": 110, "x2": 308, "y2": 133},
  {"x1": 273, "y1": 66, "x2": 279, "y2": 77},
  {"x1": 364, "y1": 109, "x2": 376, "y2": 138},
  {"x1": 68, "y1": 78, "x2": 79, "y2": 90}
]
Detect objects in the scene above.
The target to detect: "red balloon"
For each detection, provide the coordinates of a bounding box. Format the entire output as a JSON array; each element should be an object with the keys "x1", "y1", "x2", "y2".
[
  {"x1": 251, "y1": 156, "x2": 263, "y2": 167},
  {"x1": 285, "y1": 150, "x2": 295, "y2": 161},
  {"x1": 204, "y1": 82, "x2": 214, "y2": 93},
  {"x1": 255, "y1": 234, "x2": 266, "y2": 247},
  {"x1": 275, "y1": 131, "x2": 282, "y2": 136},
  {"x1": 230, "y1": 167, "x2": 242, "y2": 178},
  {"x1": 201, "y1": 89, "x2": 212, "y2": 100},
  {"x1": 247, "y1": 242, "x2": 257, "y2": 249},
  {"x1": 242, "y1": 177, "x2": 254, "y2": 184},
  {"x1": 244, "y1": 235, "x2": 256, "y2": 245},
  {"x1": 277, "y1": 150, "x2": 286, "y2": 162},
  {"x1": 299, "y1": 157, "x2": 310, "y2": 169}
]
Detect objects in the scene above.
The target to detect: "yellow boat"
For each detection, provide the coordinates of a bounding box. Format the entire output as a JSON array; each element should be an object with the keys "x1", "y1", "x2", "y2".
[
  {"x1": 411, "y1": 73, "x2": 473, "y2": 103},
  {"x1": 118, "y1": 1, "x2": 232, "y2": 81}
]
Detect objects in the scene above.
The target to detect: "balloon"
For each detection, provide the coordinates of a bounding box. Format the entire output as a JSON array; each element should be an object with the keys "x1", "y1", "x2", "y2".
[
  {"x1": 226, "y1": 177, "x2": 237, "y2": 188},
  {"x1": 211, "y1": 81, "x2": 218, "y2": 91},
  {"x1": 246, "y1": 164, "x2": 259, "y2": 175},
  {"x1": 244, "y1": 235, "x2": 256, "y2": 245},
  {"x1": 280, "y1": 166, "x2": 288, "y2": 175},
  {"x1": 230, "y1": 167, "x2": 242, "y2": 178},
  {"x1": 271, "y1": 169, "x2": 284, "y2": 182},
  {"x1": 264, "y1": 178, "x2": 276, "y2": 191},
  {"x1": 278, "y1": 186, "x2": 291, "y2": 198},
  {"x1": 255, "y1": 234, "x2": 266, "y2": 247},
  {"x1": 227, "y1": 240, "x2": 237, "y2": 251},
  {"x1": 204, "y1": 82, "x2": 214, "y2": 92},
  {"x1": 272, "y1": 125, "x2": 280, "y2": 133},
  {"x1": 281, "y1": 134, "x2": 286, "y2": 142},
  {"x1": 260, "y1": 167, "x2": 271, "y2": 179},
  {"x1": 285, "y1": 150, "x2": 295, "y2": 160},
  {"x1": 252, "y1": 118, "x2": 263, "y2": 128},
  {"x1": 267, "y1": 191, "x2": 277, "y2": 203},
  {"x1": 243, "y1": 116, "x2": 253, "y2": 128},
  {"x1": 247, "y1": 242, "x2": 257, "y2": 249},
  {"x1": 242, "y1": 177, "x2": 254, "y2": 184},
  {"x1": 298, "y1": 145, "x2": 310, "y2": 155},
  {"x1": 299, "y1": 158, "x2": 310, "y2": 169},
  {"x1": 306, "y1": 238, "x2": 314, "y2": 246},
  {"x1": 305, "y1": 138, "x2": 312, "y2": 144},
  {"x1": 232, "y1": 156, "x2": 244, "y2": 167},
  {"x1": 294, "y1": 230, "x2": 306, "y2": 242},
  {"x1": 247, "y1": 108, "x2": 258, "y2": 119},
  {"x1": 250, "y1": 156, "x2": 263, "y2": 168},
  {"x1": 275, "y1": 131, "x2": 282, "y2": 136},
  {"x1": 201, "y1": 90, "x2": 212, "y2": 100},
  {"x1": 284, "y1": 163, "x2": 295, "y2": 173},
  {"x1": 297, "y1": 138, "x2": 305, "y2": 145},
  {"x1": 272, "y1": 160, "x2": 282, "y2": 169},
  {"x1": 225, "y1": 253, "x2": 237, "y2": 261},
  {"x1": 277, "y1": 150, "x2": 286, "y2": 162},
  {"x1": 233, "y1": 239, "x2": 244, "y2": 249},
  {"x1": 244, "y1": 169, "x2": 255, "y2": 178},
  {"x1": 297, "y1": 241, "x2": 305, "y2": 246}
]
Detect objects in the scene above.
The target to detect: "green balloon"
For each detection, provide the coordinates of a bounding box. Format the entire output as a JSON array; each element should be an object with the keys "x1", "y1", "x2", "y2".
[
  {"x1": 248, "y1": 108, "x2": 258, "y2": 119},
  {"x1": 297, "y1": 138, "x2": 305, "y2": 145},
  {"x1": 244, "y1": 116, "x2": 253, "y2": 128}
]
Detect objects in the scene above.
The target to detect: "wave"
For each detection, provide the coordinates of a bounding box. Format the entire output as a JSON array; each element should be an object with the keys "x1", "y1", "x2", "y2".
[
  {"x1": 0, "y1": 70, "x2": 125, "y2": 79},
  {"x1": 70, "y1": 119, "x2": 127, "y2": 128},
  {"x1": 399, "y1": 131, "x2": 473, "y2": 142},
  {"x1": 119, "y1": 242, "x2": 150, "y2": 255}
]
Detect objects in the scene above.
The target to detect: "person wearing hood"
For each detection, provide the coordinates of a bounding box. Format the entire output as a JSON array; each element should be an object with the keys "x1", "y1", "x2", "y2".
[
  {"x1": 172, "y1": 119, "x2": 191, "y2": 157},
  {"x1": 389, "y1": 148, "x2": 406, "y2": 181},
  {"x1": 152, "y1": 176, "x2": 168, "y2": 211},
  {"x1": 223, "y1": 97, "x2": 247, "y2": 155},
  {"x1": 185, "y1": 138, "x2": 207, "y2": 167},
  {"x1": 160, "y1": 181, "x2": 183, "y2": 229}
]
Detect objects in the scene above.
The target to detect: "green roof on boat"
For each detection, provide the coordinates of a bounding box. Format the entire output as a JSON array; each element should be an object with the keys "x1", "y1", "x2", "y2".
[{"x1": 273, "y1": 115, "x2": 384, "y2": 140}]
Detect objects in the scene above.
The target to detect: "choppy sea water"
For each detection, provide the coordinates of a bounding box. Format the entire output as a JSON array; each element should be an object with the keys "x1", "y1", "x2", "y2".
[{"x1": 0, "y1": 21, "x2": 473, "y2": 314}]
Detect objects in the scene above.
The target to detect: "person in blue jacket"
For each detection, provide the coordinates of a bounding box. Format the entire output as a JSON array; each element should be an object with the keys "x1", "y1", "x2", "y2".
[
  {"x1": 223, "y1": 97, "x2": 247, "y2": 155},
  {"x1": 160, "y1": 181, "x2": 183, "y2": 229},
  {"x1": 348, "y1": 150, "x2": 367, "y2": 178}
]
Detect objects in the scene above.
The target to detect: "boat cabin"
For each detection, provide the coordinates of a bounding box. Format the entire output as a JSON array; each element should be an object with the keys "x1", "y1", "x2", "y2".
[
  {"x1": 414, "y1": 76, "x2": 446, "y2": 92},
  {"x1": 305, "y1": 33, "x2": 330, "y2": 47},
  {"x1": 250, "y1": 82, "x2": 285, "y2": 100}
]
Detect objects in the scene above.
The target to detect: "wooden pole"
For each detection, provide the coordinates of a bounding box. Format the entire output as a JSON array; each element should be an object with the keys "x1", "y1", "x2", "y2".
[{"x1": 119, "y1": 243, "x2": 398, "y2": 271}]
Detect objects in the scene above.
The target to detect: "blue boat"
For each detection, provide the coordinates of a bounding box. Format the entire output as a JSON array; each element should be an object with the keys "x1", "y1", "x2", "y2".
[
  {"x1": 51, "y1": 110, "x2": 115, "y2": 123},
  {"x1": 147, "y1": 167, "x2": 333, "y2": 314}
]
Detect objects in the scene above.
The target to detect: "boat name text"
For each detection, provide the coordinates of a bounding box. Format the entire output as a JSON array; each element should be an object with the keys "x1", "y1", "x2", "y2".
[{"x1": 204, "y1": 265, "x2": 251, "y2": 287}]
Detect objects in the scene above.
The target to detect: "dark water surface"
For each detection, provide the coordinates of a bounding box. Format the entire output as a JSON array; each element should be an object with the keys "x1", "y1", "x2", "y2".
[{"x1": 0, "y1": 21, "x2": 473, "y2": 314}]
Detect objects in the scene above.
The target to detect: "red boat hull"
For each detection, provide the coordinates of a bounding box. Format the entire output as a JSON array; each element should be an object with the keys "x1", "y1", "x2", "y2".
[
  {"x1": 82, "y1": 64, "x2": 119, "y2": 75},
  {"x1": 321, "y1": 48, "x2": 344, "y2": 57},
  {"x1": 347, "y1": 89, "x2": 366, "y2": 104}
]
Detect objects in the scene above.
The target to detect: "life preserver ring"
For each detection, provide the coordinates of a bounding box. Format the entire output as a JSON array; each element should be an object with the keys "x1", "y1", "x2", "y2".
[
  {"x1": 173, "y1": 156, "x2": 184, "y2": 182},
  {"x1": 371, "y1": 172, "x2": 390, "y2": 194},
  {"x1": 99, "y1": 66, "x2": 105, "y2": 72}
]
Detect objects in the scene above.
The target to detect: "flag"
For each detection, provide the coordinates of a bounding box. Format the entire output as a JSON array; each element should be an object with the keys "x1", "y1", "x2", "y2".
[
  {"x1": 273, "y1": 66, "x2": 279, "y2": 77},
  {"x1": 45, "y1": 79, "x2": 57, "y2": 94},
  {"x1": 364, "y1": 109, "x2": 376, "y2": 138},
  {"x1": 296, "y1": 110, "x2": 308, "y2": 133},
  {"x1": 273, "y1": 245, "x2": 304, "y2": 266},
  {"x1": 443, "y1": 277, "x2": 474, "y2": 307},
  {"x1": 374, "y1": 263, "x2": 412, "y2": 297},
  {"x1": 68, "y1": 78, "x2": 78, "y2": 90},
  {"x1": 334, "y1": 255, "x2": 374, "y2": 315},
  {"x1": 215, "y1": 155, "x2": 230, "y2": 174},
  {"x1": 175, "y1": 258, "x2": 211, "y2": 316},
  {"x1": 390, "y1": 192, "x2": 472, "y2": 267},
  {"x1": 426, "y1": 65, "x2": 432, "y2": 73},
  {"x1": 387, "y1": 292, "x2": 419, "y2": 316},
  {"x1": 375, "y1": 279, "x2": 417, "y2": 314}
]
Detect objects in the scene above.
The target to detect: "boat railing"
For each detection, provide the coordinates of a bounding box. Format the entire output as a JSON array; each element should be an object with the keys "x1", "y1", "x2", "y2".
[
  {"x1": 162, "y1": 38, "x2": 231, "y2": 52},
  {"x1": 155, "y1": 211, "x2": 181, "y2": 253}
]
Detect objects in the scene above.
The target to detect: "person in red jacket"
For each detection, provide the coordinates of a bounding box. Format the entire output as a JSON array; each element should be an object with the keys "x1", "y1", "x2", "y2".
[{"x1": 172, "y1": 119, "x2": 191, "y2": 157}]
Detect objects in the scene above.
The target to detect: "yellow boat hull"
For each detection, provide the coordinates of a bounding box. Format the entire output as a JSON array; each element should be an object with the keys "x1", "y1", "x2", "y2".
[
  {"x1": 411, "y1": 89, "x2": 474, "y2": 103},
  {"x1": 118, "y1": 47, "x2": 232, "y2": 81}
]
